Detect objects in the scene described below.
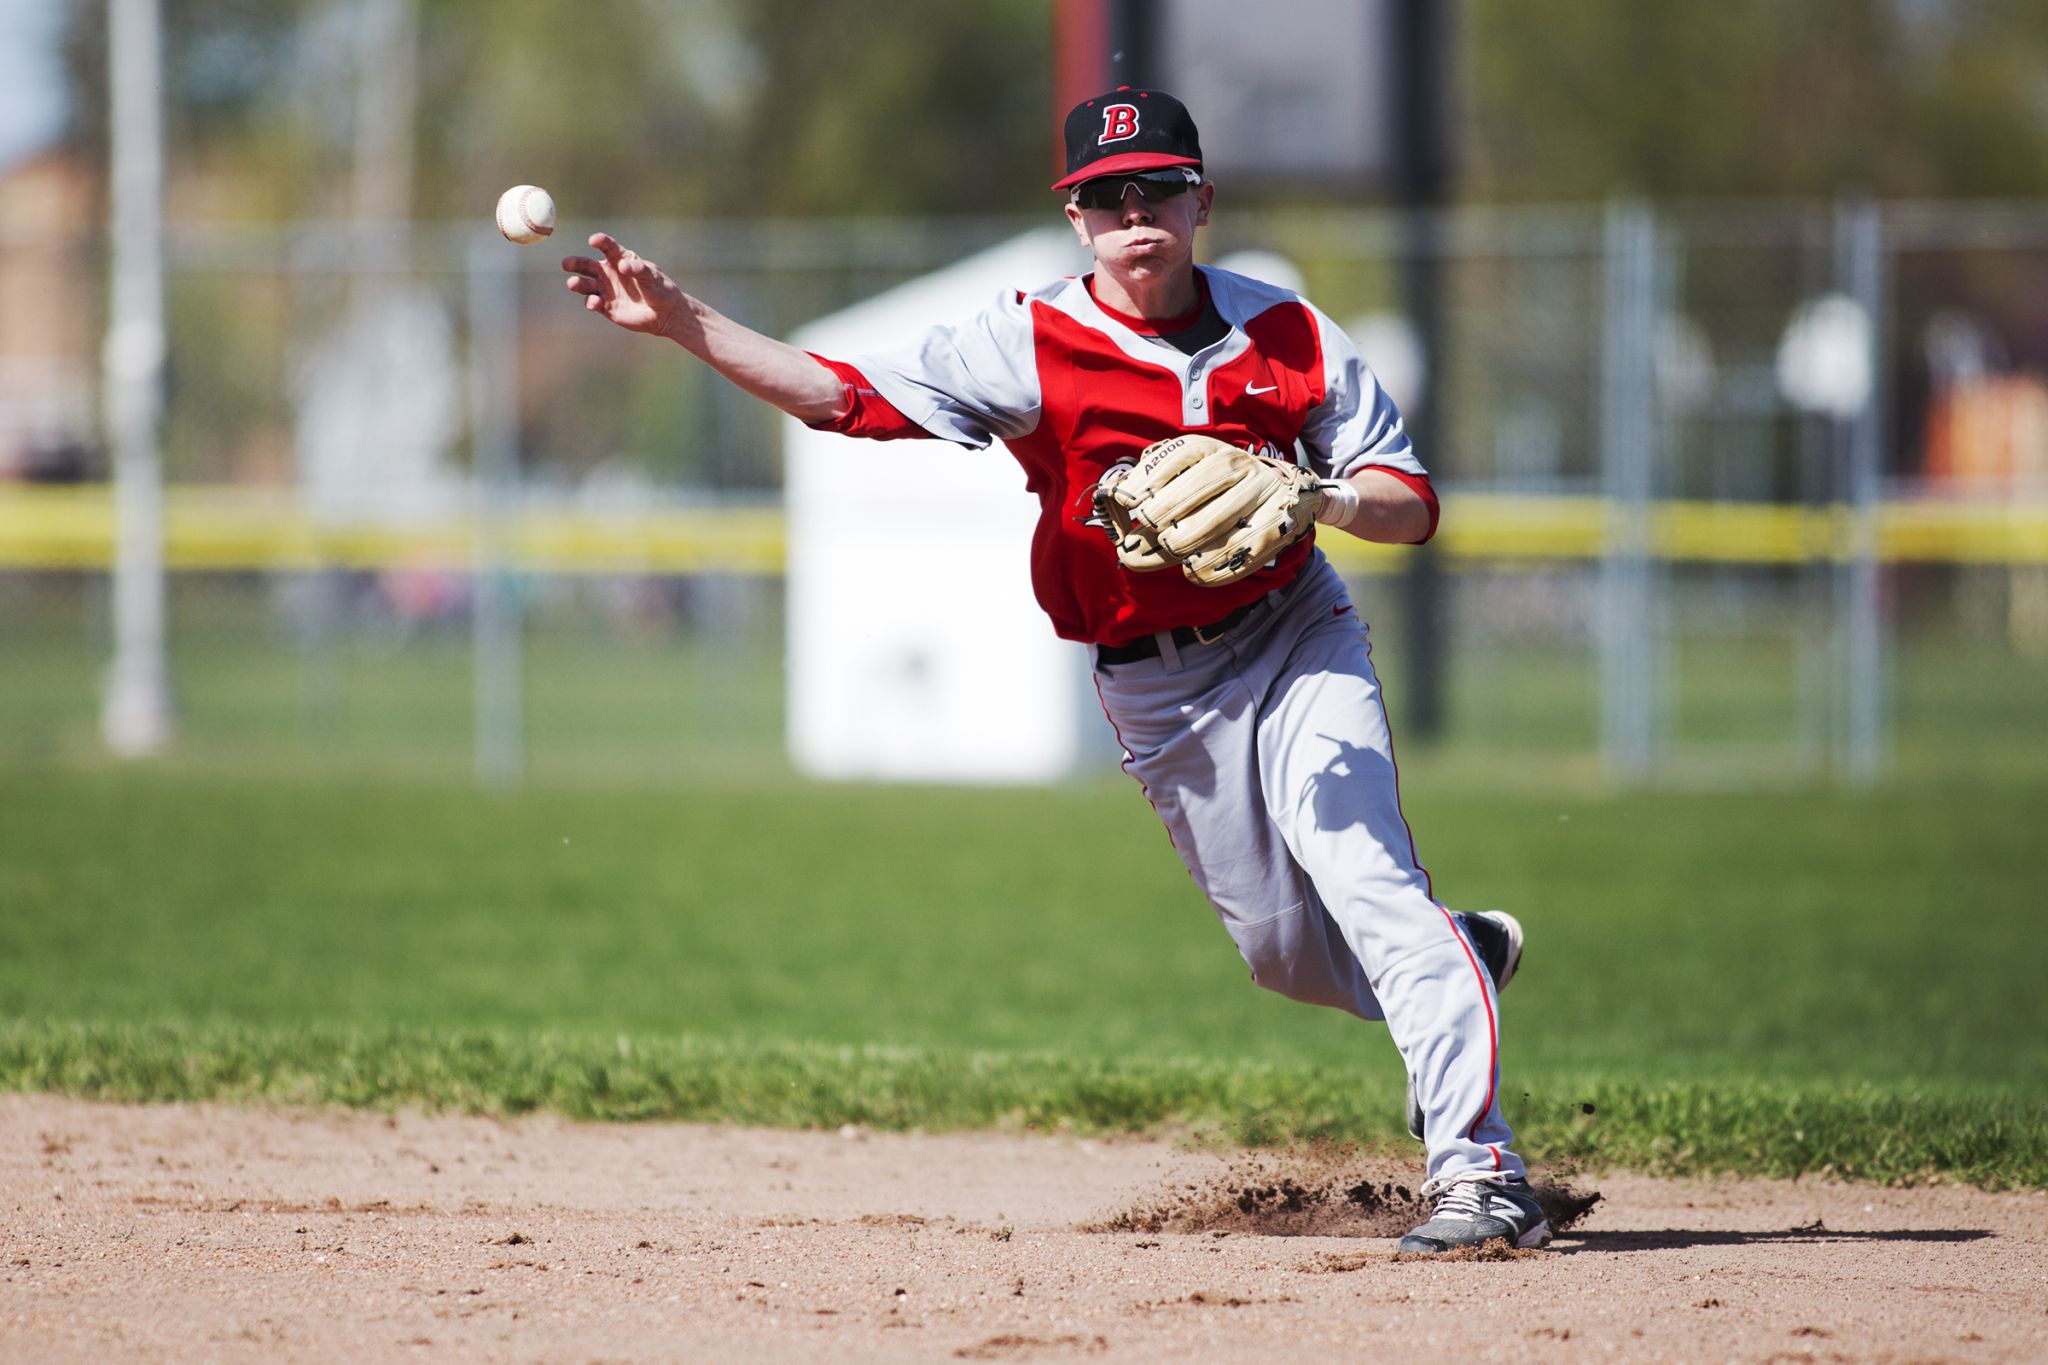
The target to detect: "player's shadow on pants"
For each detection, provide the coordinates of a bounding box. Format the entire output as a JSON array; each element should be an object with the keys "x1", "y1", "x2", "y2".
[
  {"x1": 1303, "y1": 735, "x2": 1394, "y2": 832},
  {"x1": 1552, "y1": 1226, "x2": 1993, "y2": 1254}
]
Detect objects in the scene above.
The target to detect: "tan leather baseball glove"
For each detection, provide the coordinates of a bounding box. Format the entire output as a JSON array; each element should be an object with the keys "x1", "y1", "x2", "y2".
[{"x1": 1091, "y1": 434, "x2": 1326, "y2": 586}]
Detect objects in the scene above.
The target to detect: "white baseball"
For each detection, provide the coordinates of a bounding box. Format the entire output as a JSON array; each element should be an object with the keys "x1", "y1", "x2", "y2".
[{"x1": 495, "y1": 184, "x2": 556, "y2": 245}]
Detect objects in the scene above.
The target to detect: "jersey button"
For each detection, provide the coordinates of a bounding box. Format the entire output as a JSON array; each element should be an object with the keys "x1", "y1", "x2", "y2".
[{"x1": 1191, "y1": 397, "x2": 1204, "y2": 409}]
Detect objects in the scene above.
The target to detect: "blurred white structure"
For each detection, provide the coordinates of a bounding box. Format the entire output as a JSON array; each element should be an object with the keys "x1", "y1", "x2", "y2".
[
  {"x1": 293, "y1": 292, "x2": 463, "y2": 524},
  {"x1": 1211, "y1": 248, "x2": 1306, "y2": 296},
  {"x1": 1777, "y1": 293, "x2": 1874, "y2": 419},
  {"x1": 1344, "y1": 312, "x2": 1424, "y2": 415},
  {"x1": 784, "y1": 229, "x2": 1111, "y2": 783}
]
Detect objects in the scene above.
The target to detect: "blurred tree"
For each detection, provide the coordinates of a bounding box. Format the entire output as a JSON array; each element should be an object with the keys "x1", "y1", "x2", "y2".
[
  {"x1": 1462, "y1": 0, "x2": 2048, "y2": 200},
  {"x1": 719, "y1": 0, "x2": 1050, "y2": 216},
  {"x1": 55, "y1": 0, "x2": 2048, "y2": 219},
  {"x1": 417, "y1": 0, "x2": 1049, "y2": 218},
  {"x1": 62, "y1": 0, "x2": 1051, "y2": 222},
  {"x1": 415, "y1": 0, "x2": 732, "y2": 221}
]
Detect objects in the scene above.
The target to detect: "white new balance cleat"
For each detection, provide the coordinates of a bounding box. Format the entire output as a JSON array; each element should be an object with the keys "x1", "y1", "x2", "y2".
[
  {"x1": 1396, "y1": 1175, "x2": 1551, "y2": 1254},
  {"x1": 1406, "y1": 909, "x2": 1525, "y2": 1142}
]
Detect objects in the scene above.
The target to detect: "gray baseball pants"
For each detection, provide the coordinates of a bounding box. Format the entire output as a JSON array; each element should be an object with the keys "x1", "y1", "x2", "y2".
[{"x1": 1091, "y1": 552, "x2": 1524, "y2": 1193}]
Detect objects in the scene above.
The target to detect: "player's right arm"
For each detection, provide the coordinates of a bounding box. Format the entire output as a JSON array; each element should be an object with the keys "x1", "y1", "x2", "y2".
[{"x1": 562, "y1": 233, "x2": 845, "y2": 424}]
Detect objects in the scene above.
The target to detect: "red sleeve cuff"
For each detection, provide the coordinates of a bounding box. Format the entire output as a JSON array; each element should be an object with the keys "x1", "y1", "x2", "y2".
[
  {"x1": 1366, "y1": 467, "x2": 1440, "y2": 544},
  {"x1": 804, "y1": 354, "x2": 930, "y2": 441}
]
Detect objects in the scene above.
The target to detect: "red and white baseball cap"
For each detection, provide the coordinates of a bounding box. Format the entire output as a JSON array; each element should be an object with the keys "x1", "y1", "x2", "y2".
[{"x1": 1052, "y1": 87, "x2": 1204, "y2": 191}]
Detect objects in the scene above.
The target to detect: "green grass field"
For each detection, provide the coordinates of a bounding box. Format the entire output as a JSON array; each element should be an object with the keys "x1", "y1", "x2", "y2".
[
  {"x1": 3, "y1": 765, "x2": 2043, "y2": 1188},
  {"x1": 3, "y1": 572, "x2": 2044, "y2": 1189}
]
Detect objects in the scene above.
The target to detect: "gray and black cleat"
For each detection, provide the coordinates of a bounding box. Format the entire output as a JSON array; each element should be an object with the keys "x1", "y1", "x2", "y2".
[
  {"x1": 1459, "y1": 909, "x2": 1524, "y2": 994},
  {"x1": 1396, "y1": 1175, "x2": 1551, "y2": 1255},
  {"x1": 1405, "y1": 910, "x2": 1525, "y2": 1142}
]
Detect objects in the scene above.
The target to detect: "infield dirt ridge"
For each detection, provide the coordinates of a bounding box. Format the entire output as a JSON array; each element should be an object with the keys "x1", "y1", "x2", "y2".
[{"x1": 3, "y1": 1094, "x2": 2042, "y2": 1362}]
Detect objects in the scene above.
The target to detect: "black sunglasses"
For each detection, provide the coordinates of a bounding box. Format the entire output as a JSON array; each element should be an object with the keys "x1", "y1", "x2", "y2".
[{"x1": 1069, "y1": 168, "x2": 1200, "y2": 211}]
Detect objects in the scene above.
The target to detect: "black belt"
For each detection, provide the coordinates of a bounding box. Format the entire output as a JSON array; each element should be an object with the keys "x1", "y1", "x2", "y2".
[{"x1": 1094, "y1": 598, "x2": 1262, "y2": 665}]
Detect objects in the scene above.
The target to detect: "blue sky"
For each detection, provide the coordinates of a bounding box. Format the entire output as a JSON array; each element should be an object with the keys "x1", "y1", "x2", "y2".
[{"x1": 0, "y1": 0, "x2": 66, "y2": 171}]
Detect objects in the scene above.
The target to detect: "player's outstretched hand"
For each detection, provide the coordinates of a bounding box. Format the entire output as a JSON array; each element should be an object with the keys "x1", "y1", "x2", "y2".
[{"x1": 563, "y1": 233, "x2": 686, "y2": 338}]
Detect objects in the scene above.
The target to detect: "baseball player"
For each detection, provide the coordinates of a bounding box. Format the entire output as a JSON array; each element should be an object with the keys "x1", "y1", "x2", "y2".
[{"x1": 563, "y1": 87, "x2": 1546, "y2": 1254}]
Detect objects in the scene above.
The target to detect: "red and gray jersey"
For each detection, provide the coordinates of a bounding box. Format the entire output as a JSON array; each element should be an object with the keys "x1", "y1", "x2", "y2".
[{"x1": 808, "y1": 265, "x2": 1433, "y2": 647}]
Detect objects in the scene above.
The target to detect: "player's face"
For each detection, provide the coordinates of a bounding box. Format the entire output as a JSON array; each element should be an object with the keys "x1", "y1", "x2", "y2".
[{"x1": 1064, "y1": 172, "x2": 1214, "y2": 282}]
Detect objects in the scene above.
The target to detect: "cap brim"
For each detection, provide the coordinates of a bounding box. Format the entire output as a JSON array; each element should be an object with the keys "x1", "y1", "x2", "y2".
[{"x1": 1051, "y1": 152, "x2": 1202, "y2": 191}]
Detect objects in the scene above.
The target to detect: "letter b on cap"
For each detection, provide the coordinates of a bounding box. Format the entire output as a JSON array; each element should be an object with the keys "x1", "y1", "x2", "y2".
[{"x1": 1099, "y1": 104, "x2": 1140, "y2": 144}]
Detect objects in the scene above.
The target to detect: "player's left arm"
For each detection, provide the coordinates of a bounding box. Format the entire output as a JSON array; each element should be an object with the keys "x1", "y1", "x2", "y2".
[
  {"x1": 1295, "y1": 302, "x2": 1439, "y2": 545},
  {"x1": 1319, "y1": 467, "x2": 1437, "y2": 545}
]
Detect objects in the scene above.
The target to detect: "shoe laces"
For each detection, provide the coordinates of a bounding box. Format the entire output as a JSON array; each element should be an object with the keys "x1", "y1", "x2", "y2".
[{"x1": 1433, "y1": 1180, "x2": 1491, "y2": 1221}]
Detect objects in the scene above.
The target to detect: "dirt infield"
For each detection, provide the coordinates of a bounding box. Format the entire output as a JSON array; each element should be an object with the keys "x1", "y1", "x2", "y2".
[{"x1": 4, "y1": 1095, "x2": 2042, "y2": 1362}]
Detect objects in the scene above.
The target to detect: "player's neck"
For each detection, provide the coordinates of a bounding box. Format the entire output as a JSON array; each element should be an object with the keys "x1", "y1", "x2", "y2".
[{"x1": 1090, "y1": 263, "x2": 1201, "y2": 324}]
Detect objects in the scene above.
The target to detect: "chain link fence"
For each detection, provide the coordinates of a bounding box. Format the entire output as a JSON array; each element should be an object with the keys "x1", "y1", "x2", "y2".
[{"x1": 2, "y1": 200, "x2": 2044, "y2": 786}]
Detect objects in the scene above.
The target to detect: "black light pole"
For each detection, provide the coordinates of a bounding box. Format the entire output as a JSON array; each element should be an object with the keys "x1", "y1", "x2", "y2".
[
  {"x1": 1393, "y1": 0, "x2": 1451, "y2": 739},
  {"x1": 1109, "y1": 0, "x2": 1157, "y2": 85}
]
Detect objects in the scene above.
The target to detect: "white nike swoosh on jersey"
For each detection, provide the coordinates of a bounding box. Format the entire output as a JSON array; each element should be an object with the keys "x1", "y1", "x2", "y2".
[{"x1": 1246, "y1": 384, "x2": 1278, "y2": 395}]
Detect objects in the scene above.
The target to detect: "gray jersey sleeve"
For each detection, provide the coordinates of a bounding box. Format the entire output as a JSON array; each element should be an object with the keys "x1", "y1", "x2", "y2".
[
  {"x1": 1299, "y1": 303, "x2": 1425, "y2": 481},
  {"x1": 842, "y1": 288, "x2": 1044, "y2": 449}
]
